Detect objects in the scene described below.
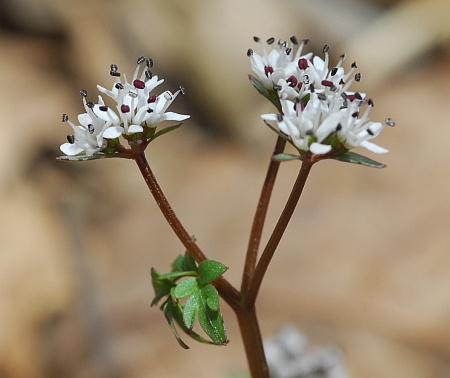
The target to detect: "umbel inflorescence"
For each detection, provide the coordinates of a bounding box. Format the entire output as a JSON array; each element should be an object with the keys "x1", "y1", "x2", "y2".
[
  {"x1": 60, "y1": 57, "x2": 189, "y2": 157},
  {"x1": 248, "y1": 36, "x2": 394, "y2": 162}
]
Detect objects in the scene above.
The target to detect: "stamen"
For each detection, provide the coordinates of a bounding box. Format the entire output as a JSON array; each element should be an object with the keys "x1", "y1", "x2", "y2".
[
  {"x1": 121, "y1": 104, "x2": 130, "y2": 113},
  {"x1": 298, "y1": 58, "x2": 308, "y2": 70},
  {"x1": 285, "y1": 47, "x2": 292, "y2": 55},
  {"x1": 331, "y1": 67, "x2": 338, "y2": 76},
  {"x1": 277, "y1": 113, "x2": 283, "y2": 122},
  {"x1": 110, "y1": 71, "x2": 121, "y2": 77},
  {"x1": 355, "y1": 73, "x2": 361, "y2": 82},
  {"x1": 287, "y1": 75, "x2": 298, "y2": 88},
  {"x1": 137, "y1": 56, "x2": 146, "y2": 64},
  {"x1": 355, "y1": 92, "x2": 363, "y2": 100},
  {"x1": 309, "y1": 84, "x2": 315, "y2": 93},
  {"x1": 253, "y1": 36, "x2": 260, "y2": 42},
  {"x1": 147, "y1": 95, "x2": 157, "y2": 103},
  {"x1": 110, "y1": 64, "x2": 118, "y2": 72},
  {"x1": 321, "y1": 80, "x2": 334, "y2": 87},
  {"x1": 133, "y1": 79, "x2": 145, "y2": 89},
  {"x1": 86, "y1": 102, "x2": 94, "y2": 108},
  {"x1": 80, "y1": 89, "x2": 88, "y2": 97},
  {"x1": 273, "y1": 84, "x2": 282, "y2": 91},
  {"x1": 290, "y1": 35, "x2": 298, "y2": 45},
  {"x1": 317, "y1": 93, "x2": 327, "y2": 101},
  {"x1": 115, "y1": 83, "x2": 124, "y2": 90},
  {"x1": 368, "y1": 98, "x2": 374, "y2": 106},
  {"x1": 247, "y1": 48, "x2": 253, "y2": 57},
  {"x1": 352, "y1": 111, "x2": 359, "y2": 118},
  {"x1": 145, "y1": 70, "x2": 153, "y2": 80},
  {"x1": 62, "y1": 114, "x2": 68, "y2": 122},
  {"x1": 128, "y1": 91, "x2": 138, "y2": 98},
  {"x1": 88, "y1": 124, "x2": 95, "y2": 134},
  {"x1": 146, "y1": 58, "x2": 154, "y2": 68},
  {"x1": 367, "y1": 129, "x2": 374, "y2": 136},
  {"x1": 351, "y1": 62, "x2": 357, "y2": 68},
  {"x1": 67, "y1": 135, "x2": 75, "y2": 144},
  {"x1": 336, "y1": 123, "x2": 342, "y2": 131},
  {"x1": 385, "y1": 118, "x2": 396, "y2": 127},
  {"x1": 266, "y1": 37, "x2": 275, "y2": 45},
  {"x1": 146, "y1": 108, "x2": 154, "y2": 113},
  {"x1": 264, "y1": 66, "x2": 274, "y2": 77},
  {"x1": 323, "y1": 44, "x2": 330, "y2": 53},
  {"x1": 179, "y1": 85, "x2": 186, "y2": 95}
]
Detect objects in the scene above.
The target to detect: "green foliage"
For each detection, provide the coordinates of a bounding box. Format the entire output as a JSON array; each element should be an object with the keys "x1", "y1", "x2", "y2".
[
  {"x1": 248, "y1": 75, "x2": 281, "y2": 112},
  {"x1": 329, "y1": 151, "x2": 386, "y2": 168},
  {"x1": 151, "y1": 251, "x2": 228, "y2": 348}
]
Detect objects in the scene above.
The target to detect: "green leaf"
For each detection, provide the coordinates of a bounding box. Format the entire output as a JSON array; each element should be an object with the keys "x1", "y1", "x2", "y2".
[
  {"x1": 197, "y1": 260, "x2": 228, "y2": 285},
  {"x1": 174, "y1": 278, "x2": 198, "y2": 299},
  {"x1": 248, "y1": 75, "x2": 281, "y2": 111},
  {"x1": 330, "y1": 151, "x2": 386, "y2": 168},
  {"x1": 202, "y1": 284, "x2": 220, "y2": 311},
  {"x1": 162, "y1": 300, "x2": 190, "y2": 349},
  {"x1": 150, "y1": 123, "x2": 182, "y2": 141},
  {"x1": 170, "y1": 254, "x2": 184, "y2": 272},
  {"x1": 151, "y1": 268, "x2": 176, "y2": 306},
  {"x1": 182, "y1": 251, "x2": 198, "y2": 273},
  {"x1": 183, "y1": 290, "x2": 200, "y2": 329},
  {"x1": 197, "y1": 289, "x2": 228, "y2": 345},
  {"x1": 56, "y1": 153, "x2": 133, "y2": 161},
  {"x1": 272, "y1": 153, "x2": 301, "y2": 162}
]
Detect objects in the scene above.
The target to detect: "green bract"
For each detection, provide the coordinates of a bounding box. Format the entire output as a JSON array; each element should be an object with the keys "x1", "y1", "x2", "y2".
[{"x1": 151, "y1": 251, "x2": 228, "y2": 348}]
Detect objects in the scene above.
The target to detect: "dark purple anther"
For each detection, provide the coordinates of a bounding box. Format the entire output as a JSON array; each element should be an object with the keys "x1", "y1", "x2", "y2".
[
  {"x1": 385, "y1": 118, "x2": 395, "y2": 127},
  {"x1": 298, "y1": 58, "x2": 308, "y2": 70},
  {"x1": 133, "y1": 79, "x2": 145, "y2": 89},
  {"x1": 121, "y1": 104, "x2": 130, "y2": 113},
  {"x1": 321, "y1": 80, "x2": 334, "y2": 87},
  {"x1": 147, "y1": 95, "x2": 157, "y2": 103},
  {"x1": 264, "y1": 66, "x2": 274, "y2": 77},
  {"x1": 287, "y1": 75, "x2": 298, "y2": 88}
]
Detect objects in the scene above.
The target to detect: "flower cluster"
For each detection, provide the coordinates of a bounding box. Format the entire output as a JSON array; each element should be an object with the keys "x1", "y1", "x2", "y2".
[
  {"x1": 248, "y1": 36, "x2": 394, "y2": 157},
  {"x1": 60, "y1": 57, "x2": 189, "y2": 156}
]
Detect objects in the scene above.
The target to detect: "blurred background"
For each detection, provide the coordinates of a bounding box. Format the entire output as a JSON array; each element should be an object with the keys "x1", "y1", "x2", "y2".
[{"x1": 1, "y1": 0, "x2": 450, "y2": 377}]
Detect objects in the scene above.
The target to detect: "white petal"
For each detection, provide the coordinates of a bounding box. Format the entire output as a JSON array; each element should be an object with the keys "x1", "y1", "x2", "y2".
[
  {"x1": 360, "y1": 140, "x2": 389, "y2": 154},
  {"x1": 310, "y1": 142, "x2": 332, "y2": 155},
  {"x1": 127, "y1": 124, "x2": 143, "y2": 133},
  {"x1": 60, "y1": 143, "x2": 83, "y2": 156},
  {"x1": 261, "y1": 113, "x2": 278, "y2": 121},
  {"x1": 103, "y1": 126, "x2": 124, "y2": 139},
  {"x1": 159, "y1": 112, "x2": 190, "y2": 122}
]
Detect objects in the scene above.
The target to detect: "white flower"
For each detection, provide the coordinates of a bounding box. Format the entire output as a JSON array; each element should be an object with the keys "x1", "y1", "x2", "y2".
[
  {"x1": 262, "y1": 92, "x2": 389, "y2": 155},
  {"x1": 60, "y1": 97, "x2": 112, "y2": 156},
  {"x1": 95, "y1": 57, "x2": 189, "y2": 137},
  {"x1": 60, "y1": 56, "x2": 191, "y2": 156},
  {"x1": 248, "y1": 36, "x2": 312, "y2": 90}
]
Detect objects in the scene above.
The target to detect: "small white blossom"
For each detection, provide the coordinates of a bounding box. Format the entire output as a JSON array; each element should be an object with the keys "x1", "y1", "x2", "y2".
[
  {"x1": 60, "y1": 57, "x2": 190, "y2": 156},
  {"x1": 262, "y1": 92, "x2": 388, "y2": 155},
  {"x1": 95, "y1": 58, "x2": 189, "y2": 137},
  {"x1": 248, "y1": 36, "x2": 312, "y2": 91},
  {"x1": 60, "y1": 97, "x2": 111, "y2": 156}
]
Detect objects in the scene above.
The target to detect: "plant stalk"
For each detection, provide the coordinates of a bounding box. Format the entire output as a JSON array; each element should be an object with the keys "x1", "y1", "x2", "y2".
[
  {"x1": 133, "y1": 152, "x2": 241, "y2": 310},
  {"x1": 241, "y1": 136, "x2": 286, "y2": 292},
  {"x1": 245, "y1": 159, "x2": 314, "y2": 306},
  {"x1": 236, "y1": 305, "x2": 270, "y2": 378}
]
